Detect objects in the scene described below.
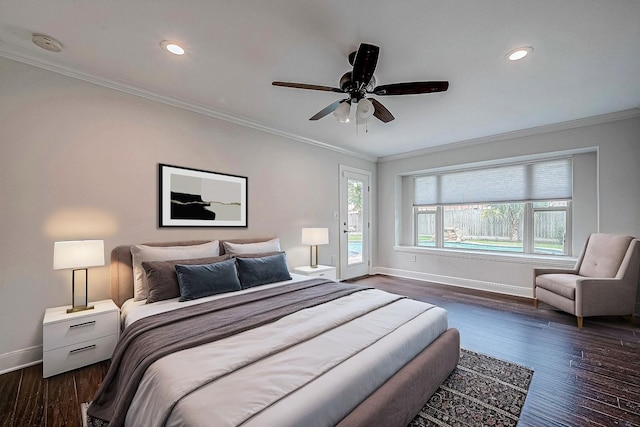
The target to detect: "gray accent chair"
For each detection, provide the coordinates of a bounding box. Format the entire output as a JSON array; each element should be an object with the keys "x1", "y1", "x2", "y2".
[{"x1": 534, "y1": 233, "x2": 640, "y2": 328}]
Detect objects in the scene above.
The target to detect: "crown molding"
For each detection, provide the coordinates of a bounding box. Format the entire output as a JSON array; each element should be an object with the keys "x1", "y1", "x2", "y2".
[
  {"x1": 378, "y1": 108, "x2": 640, "y2": 163},
  {"x1": 0, "y1": 42, "x2": 377, "y2": 163}
]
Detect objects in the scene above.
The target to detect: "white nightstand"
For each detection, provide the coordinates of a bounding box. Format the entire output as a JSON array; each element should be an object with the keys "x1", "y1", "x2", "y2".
[
  {"x1": 43, "y1": 299, "x2": 119, "y2": 378},
  {"x1": 293, "y1": 265, "x2": 337, "y2": 281}
]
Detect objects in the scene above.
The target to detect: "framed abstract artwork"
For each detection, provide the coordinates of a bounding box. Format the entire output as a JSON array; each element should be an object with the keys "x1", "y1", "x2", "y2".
[{"x1": 159, "y1": 164, "x2": 247, "y2": 227}]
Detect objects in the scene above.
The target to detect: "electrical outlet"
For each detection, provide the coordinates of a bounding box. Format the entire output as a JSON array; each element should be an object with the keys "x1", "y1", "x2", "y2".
[
  {"x1": 409, "y1": 254, "x2": 417, "y2": 262},
  {"x1": 333, "y1": 211, "x2": 339, "y2": 220}
]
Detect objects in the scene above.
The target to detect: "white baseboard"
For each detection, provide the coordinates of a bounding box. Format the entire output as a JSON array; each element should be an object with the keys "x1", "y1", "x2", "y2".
[
  {"x1": 0, "y1": 345, "x2": 42, "y2": 375},
  {"x1": 371, "y1": 267, "x2": 533, "y2": 299}
]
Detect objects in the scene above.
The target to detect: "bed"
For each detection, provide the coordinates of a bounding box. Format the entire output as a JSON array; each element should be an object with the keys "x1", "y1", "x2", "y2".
[{"x1": 88, "y1": 238, "x2": 460, "y2": 427}]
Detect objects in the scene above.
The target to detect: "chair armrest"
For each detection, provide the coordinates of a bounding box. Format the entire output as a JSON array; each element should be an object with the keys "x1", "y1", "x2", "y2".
[
  {"x1": 575, "y1": 277, "x2": 637, "y2": 317},
  {"x1": 534, "y1": 267, "x2": 577, "y2": 277}
]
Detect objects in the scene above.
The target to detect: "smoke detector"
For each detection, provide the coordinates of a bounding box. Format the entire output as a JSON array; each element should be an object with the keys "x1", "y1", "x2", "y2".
[{"x1": 32, "y1": 33, "x2": 63, "y2": 53}]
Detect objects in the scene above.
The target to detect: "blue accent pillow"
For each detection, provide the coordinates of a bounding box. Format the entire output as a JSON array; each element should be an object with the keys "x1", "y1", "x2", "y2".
[
  {"x1": 175, "y1": 258, "x2": 241, "y2": 301},
  {"x1": 235, "y1": 252, "x2": 292, "y2": 289}
]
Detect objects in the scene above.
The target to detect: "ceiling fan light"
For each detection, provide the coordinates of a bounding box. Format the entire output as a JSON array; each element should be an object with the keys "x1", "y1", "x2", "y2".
[
  {"x1": 356, "y1": 98, "x2": 375, "y2": 119},
  {"x1": 333, "y1": 102, "x2": 351, "y2": 123}
]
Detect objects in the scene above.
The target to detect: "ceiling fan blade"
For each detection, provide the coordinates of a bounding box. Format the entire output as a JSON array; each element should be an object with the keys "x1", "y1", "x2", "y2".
[
  {"x1": 373, "y1": 81, "x2": 449, "y2": 96},
  {"x1": 309, "y1": 99, "x2": 345, "y2": 120},
  {"x1": 370, "y1": 98, "x2": 395, "y2": 123},
  {"x1": 272, "y1": 81, "x2": 344, "y2": 93},
  {"x1": 352, "y1": 43, "x2": 379, "y2": 88}
]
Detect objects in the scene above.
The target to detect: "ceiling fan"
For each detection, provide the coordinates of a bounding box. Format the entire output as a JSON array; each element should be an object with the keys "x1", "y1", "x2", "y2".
[{"x1": 272, "y1": 43, "x2": 449, "y2": 124}]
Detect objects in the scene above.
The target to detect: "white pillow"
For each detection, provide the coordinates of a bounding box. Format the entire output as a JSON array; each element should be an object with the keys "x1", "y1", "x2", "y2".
[
  {"x1": 223, "y1": 238, "x2": 281, "y2": 256},
  {"x1": 131, "y1": 241, "x2": 220, "y2": 301}
]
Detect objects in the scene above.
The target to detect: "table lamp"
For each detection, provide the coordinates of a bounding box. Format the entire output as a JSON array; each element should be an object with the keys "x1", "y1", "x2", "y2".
[
  {"x1": 54, "y1": 240, "x2": 105, "y2": 313},
  {"x1": 301, "y1": 228, "x2": 329, "y2": 268}
]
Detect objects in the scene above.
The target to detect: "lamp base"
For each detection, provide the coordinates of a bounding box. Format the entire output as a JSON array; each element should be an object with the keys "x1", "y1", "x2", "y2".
[
  {"x1": 309, "y1": 245, "x2": 319, "y2": 268},
  {"x1": 67, "y1": 305, "x2": 94, "y2": 314}
]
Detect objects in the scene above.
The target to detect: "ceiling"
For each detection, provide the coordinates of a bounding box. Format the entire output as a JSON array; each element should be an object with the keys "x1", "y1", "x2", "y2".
[{"x1": 1, "y1": 0, "x2": 639, "y2": 160}]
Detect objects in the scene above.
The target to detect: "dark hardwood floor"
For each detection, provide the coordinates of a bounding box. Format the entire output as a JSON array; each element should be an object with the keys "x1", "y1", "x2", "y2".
[
  {"x1": 0, "y1": 359, "x2": 109, "y2": 427},
  {"x1": 346, "y1": 275, "x2": 640, "y2": 427},
  {"x1": 1, "y1": 274, "x2": 639, "y2": 426}
]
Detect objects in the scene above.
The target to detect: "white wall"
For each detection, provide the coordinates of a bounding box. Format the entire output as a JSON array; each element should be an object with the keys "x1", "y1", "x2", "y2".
[
  {"x1": 0, "y1": 57, "x2": 376, "y2": 372},
  {"x1": 376, "y1": 114, "x2": 640, "y2": 301}
]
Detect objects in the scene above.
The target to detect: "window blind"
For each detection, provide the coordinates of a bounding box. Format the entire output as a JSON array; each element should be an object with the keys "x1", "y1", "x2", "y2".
[{"x1": 414, "y1": 157, "x2": 572, "y2": 205}]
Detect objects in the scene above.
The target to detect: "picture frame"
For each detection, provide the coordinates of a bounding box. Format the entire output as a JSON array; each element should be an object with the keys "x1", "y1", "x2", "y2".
[{"x1": 159, "y1": 164, "x2": 247, "y2": 227}]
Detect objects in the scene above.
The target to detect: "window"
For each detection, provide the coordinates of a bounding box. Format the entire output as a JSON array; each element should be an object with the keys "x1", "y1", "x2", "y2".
[
  {"x1": 415, "y1": 206, "x2": 436, "y2": 247},
  {"x1": 444, "y1": 203, "x2": 525, "y2": 252},
  {"x1": 533, "y1": 201, "x2": 569, "y2": 255},
  {"x1": 413, "y1": 157, "x2": 572, "y2": 256}
]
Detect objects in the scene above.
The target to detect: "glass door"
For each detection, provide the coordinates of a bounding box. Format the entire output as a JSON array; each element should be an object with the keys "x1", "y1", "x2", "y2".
[{"x1": 339, "y1": 166, "x2": 370, "y2": 280}]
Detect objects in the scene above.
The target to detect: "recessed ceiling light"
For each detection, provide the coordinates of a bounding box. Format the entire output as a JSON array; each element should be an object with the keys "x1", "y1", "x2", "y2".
[
  {"x1": 506, "y1": 46, "x2": 533, "y2": 61},
  {"x1": 161, "y1": 40, "x2": 185, "y2": 56}
]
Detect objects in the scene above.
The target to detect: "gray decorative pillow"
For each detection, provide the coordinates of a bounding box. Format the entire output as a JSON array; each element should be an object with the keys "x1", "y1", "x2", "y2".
[
  {"x1": 235, "y1": 252, "x2": 292, "y2": 289},
  {"x1": 223, "y1": 238, "x2": 280, "y2": 256},
  {"x1": 232, "y1": 251, "x2": 282, "y2": 259},
  {"x1": 142, "y1": 255, "x2": 230, "y2": 304},
  {"x1": 175, "y1": 258, "x2": 242, "y2": 301},
  {"x1": 130, "y1": 241, "x2": 220, "y2": 301}
]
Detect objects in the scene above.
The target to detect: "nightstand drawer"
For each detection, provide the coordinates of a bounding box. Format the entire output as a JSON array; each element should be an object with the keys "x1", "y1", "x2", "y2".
[
  {"x1": 43, "y1": 311, "x2": 119, "y2": 351},
  {"x1": 43, "y1": 334, "x2": 117, "y2": 378},
  {"x1": 305, "y1": 269, "x2": 337, "y2": 280},
  {"x1": 293, "y1": 265, "x2": 337, "y2": 281}
]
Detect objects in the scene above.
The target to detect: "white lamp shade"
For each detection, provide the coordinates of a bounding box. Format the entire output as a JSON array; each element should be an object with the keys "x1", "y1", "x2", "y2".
[
  {"x1": 356, "y1": 98, "x2": 375, "y2": 119},
  {"x1": 54, "y1": 240, "x2": 105, "y2": 270},
  {"x1": 333, "y1": 102, "x2": 351, "y2": 123},
  {"x1": 301, "y1": 228, "x2": 329, "y2": 246}
]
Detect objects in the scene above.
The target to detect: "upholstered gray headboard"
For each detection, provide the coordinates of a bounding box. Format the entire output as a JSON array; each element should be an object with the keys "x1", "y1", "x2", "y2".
[{"x1": 110, "y1": 238, "x2": 275, "y2": 307}]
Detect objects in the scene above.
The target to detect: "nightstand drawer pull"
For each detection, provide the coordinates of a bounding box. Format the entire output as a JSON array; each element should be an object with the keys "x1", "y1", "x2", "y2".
[
  {"x1": 70, "y1": 344, "x2": 97, "y2": 354},
  {"x1": 69, "y1": 321, "x2": 96, "y2": 329}
]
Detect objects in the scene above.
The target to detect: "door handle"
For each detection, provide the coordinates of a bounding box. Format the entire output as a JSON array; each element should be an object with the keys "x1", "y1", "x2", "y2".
[{"x1": 343, "y1": 230, "x2": 348, "y2": 233}]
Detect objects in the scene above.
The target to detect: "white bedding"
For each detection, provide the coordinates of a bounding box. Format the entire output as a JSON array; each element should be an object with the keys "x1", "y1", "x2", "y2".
[{"x1": 119, "y1": 276, "x2": 449, "y2": 427}]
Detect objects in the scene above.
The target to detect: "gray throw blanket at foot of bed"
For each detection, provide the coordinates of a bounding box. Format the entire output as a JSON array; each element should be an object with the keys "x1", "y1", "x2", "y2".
[{"x1": 88, "y1": 279, "x2": 371, "y2": 426}]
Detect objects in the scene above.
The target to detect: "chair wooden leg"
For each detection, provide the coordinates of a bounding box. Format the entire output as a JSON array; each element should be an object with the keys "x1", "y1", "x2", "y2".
[
  {"x1": 577, "y1": 316, "x2": 583, "y2": 329},
  {"x1": 533, "y1": 298, "x2": 538, "y2": 308},
  {"x1": 623, "y1": 314, "x2": 638, "y2": 326}
]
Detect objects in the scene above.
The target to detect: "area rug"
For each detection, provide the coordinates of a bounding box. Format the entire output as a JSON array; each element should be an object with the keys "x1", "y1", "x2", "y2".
[
  {"x1": 82, "y1": 349, "x2": 533, "y2": 427},
  {"x1": 409, "y1": 348, "x2": 534, "y2": 427}
]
